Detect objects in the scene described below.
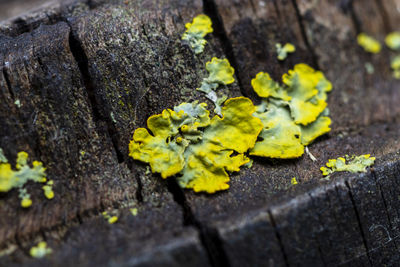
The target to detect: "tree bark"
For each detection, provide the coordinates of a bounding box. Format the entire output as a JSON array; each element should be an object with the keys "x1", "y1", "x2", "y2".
[{"x1": 0, "y1": 0, "x2": 400, "y2": 266}]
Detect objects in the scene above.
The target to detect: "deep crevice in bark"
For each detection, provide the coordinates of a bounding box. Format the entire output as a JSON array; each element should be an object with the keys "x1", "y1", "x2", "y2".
[
  {"x1": 339, "y1": 0, "x2": 362, "y2": 34},
  {"x1": 2, "y1": 67, "x2": 14, "y2": 99},
  {"x1": 14, "y1": 235, "x2": 29, "y2": 257},
  {"x1": 373, "y1": 0, "x2": 391, "y2": 33},
  {"x1": 166, "y1": 178, "x2": 231, "y2": 267},
  {"x1": 267, "y1": 210, "x2": 290, "y2": 267},
  {"x1": 128, "y1": 161, "x2": 144, "y2": 203},
  {"x1": 12, "y1": 18, "x2": 30, "y2": 35},
  {"x1": 370, "y1": 169, "x2": 399, "y2": 249},
  {"x1": 202, "y1": 0, "x2": 247, "y2": 98},
  {"x1": 344, "y1": 181, "x2": 373, "y2": 266},
  {"x1": 290, "y1": 0, "x2": 320, "y2": 70},
  {"x1": 307, "y1": 193, "x2": 328, "y2": 266},
  {"x1": 66, "y1": 23, "x2": 124, "y2": 163}
]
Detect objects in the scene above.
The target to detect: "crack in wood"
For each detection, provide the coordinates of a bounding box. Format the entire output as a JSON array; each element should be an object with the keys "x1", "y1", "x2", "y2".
[
  {"x1": 2, "y1": 67, "x2": 14, "y2": 100},
  {"x1": 290, "y1": 0, "x2": 320, "y2": 70},
  {"x1": 344, "y1": 181, "x2": 373, "y2": 266},
  {"x1": 166, "y1": 178, "x2": 231, "y2": 267},
  {"x1": 370, "y1": 168, "x2": 399, "y2": 250},
  {"x1": 267, "y1": 210, "x2": 290, "y2": 267},
  {"x1": 202, "y1": 0, "x2": 246, "y2": 98},
  {"x1": 373, "y1": 0, "x2": 391, "y2": 33},
  {"x1": 66, "y1": 22, "x2": 125, "y2": 163},
  {"x1": 339, "y1": 0, "x2": 362, "y2": 34}
]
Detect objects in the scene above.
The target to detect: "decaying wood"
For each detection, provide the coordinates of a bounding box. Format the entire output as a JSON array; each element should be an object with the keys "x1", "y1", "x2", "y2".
[{"x1": 0, "y1": 0, "x2": 400, "y2": 266}]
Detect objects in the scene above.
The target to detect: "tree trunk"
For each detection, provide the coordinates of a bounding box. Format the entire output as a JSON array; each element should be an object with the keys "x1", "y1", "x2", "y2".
[{"x1": 0, "y1": 0, "x2": 400, "y2": 266}]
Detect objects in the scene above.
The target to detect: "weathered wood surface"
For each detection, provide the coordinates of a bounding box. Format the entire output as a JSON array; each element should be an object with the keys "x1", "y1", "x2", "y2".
[{"x1": 0, "y1": 0, "x2": 400, "y2": 266}]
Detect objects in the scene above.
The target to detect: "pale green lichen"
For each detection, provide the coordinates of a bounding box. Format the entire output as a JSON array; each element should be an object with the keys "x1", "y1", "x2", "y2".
[
  {"x1": 276, "y1": 43, "x2": 296, "y2": 61},
  {"x1": 129, "y1": 97, "x2": 263, "y2": 193},
  {"x1": 364, "y1": 62, "x2": 375, "y2": 74},
  {"x1": 0, "y1": 151, "x2": 49, "y2": 208},
  {"x1": 130, "y1": 208, "x2": 138, "y2": 216},
  {"x1": 0, "y1": 148, "x2": 7, "y2": 163},
  {"x1": 198, "y1": 57, "x2": 235, "y2": 115},
  {"x1": 30, "y1": 242, "x2": 52, "y2": 258},
  {"x1": 250, "y1": 64, "x2": 332, "y2": 158},
  {"x1": 320, "y1": 154, "x2": 376, "y2": 176},
  {"x1": 14, "y1": 99, "x2": 21, "y2": 108},
  {"x1": 357, "y1": 33, "x2": 381, "y2": 54},
  {"x1": 182, "y1": 14, "x2": 213, "y2": 54},
  {"x1": 385, "y1": 32, "x2": 400, "y2": 51}
]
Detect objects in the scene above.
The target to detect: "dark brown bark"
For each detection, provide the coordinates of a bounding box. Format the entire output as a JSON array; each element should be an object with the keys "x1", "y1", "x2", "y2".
[{"x1": 0, "y1": 0, "x2": 400, "y2": 266}]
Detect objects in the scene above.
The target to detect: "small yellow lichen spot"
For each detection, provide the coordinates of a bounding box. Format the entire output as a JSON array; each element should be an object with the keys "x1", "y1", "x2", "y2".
[
  {"x1": 385, "y1": 32, "x2": 400, "y2": 51},
  {"x1": 29, "y1": 242, "x2": 52, "y2": 258},
  {"x1": 130, "y1": 208, "x2": 138, "y2": 216},
  {"x1": 391, "y1": 55, "x2": 400, "y2": 70},
  {"x1": 390, "y1": 55, "x2": 400, "y2": 79},
  {"x1": 14, "y1": 99, "x2": 22, "y2": 108},
  {"x1": 184, "y1": 14, "x2": 213, "y2": 36},
  {"x1": 394, "y1": 69, "x2": 400, "y2": 80},
  {"x1": 291, "y1": 177, "x2": 298, "y2": 185},
  {"x1": 21, "y1": 198, "x2": 32, "y2": 208},
  {"x1": 357, "y1": 33, "x2": 381, "y2": 54},
  {"x1": 320, "y1": 154, "x2": 375, "y2": 176},
  {"x1": 276, "y1": 43, "x2": 296, "y2": 61},
  {"x1": 102, "y1": 211, "x2": 118, "y2": 224},
  {"x1": 1, "y1": 150, "x2": 49, "y2": 207},
  {"x1": 182, "y1": 14, "x2": 213, "y2": 54},
  {"x1": 42, "y1": 181, "x2": 54, "y2": 200},
  {"x1": 0, "y1": 163, "x2": 14, "y2": 192},
  {"x1": 108, "y1": 216, "x2": 118, "y2": 224},
  {"x1": 205, "y1": 57, "x2": 235, "y2": 85}
]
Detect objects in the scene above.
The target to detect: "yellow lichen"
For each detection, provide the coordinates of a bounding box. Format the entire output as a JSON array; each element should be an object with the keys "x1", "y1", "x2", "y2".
[
  {"x1": 179, "y1": 97, "x2": 263, "y2": 193},
  {"x1": 282, "y1": 64, "x2": 332, "y2": 125},
  {"x1": 206, "y1": 57, "x2": 235, "y2": 85},
  {"x1": 391, "y1": 55, "x2": 400, "y2": 79},
  {"x1": 108, "y1": 216, "x2": 118, "y2": 224},
  {"x1": 357, "y1": 33, "x2": 381, "y2": 54},
  {"x1": 30, "y1": 242, "x2": 52, "y2": 258},
  {"x1": 130, "y1": 208, "x2": 138, "y2": 216},
  {"x1": 129, "y1": 97, "x2": 262, "y2": 193},
  {"x1": 0, "y1": 150, "x2": 48, "y2": 207},
  {"x1": 276, "y1": 43, "x2": 296, "y2": 60},
  {"x1": 251, "y1": 72, "x2": 290, "y2": 100},
  {"x1": 300, "y1": 115, "x2": 331, "y2": 146},
  {"x1": 385, "y1": 32, "x2": 400, "y2": 51},
  {"x1": 102, "y1": 211, "x2": 118, "y2": 224},
  {"x1": 291, "y1": 177, "x2": 298, "y2": 185},
  {"x1": 129, "y1": 102, "x2": 210, "y2": 178},
  {"x1": 21, "y1": 197, "x2": 32, "y2": 208},
  {"x1": 182, "y1": 14, "x2": 213, "y2": 54},
  {"x1": 42, "y1": 180, "x2": 54, "y2": 199},
  {"x1": 197, "y1": 58, "x2": 235, "y2": 115},
  {"x1": 250, "y1": 64, "x2": 332, "y2": 158},
  {"x1": 250, "y1": 100, "x2": 304, "y2": 158},
  {"x1": 320, "y1": 154, "x2": 375, "y2": 176}
]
